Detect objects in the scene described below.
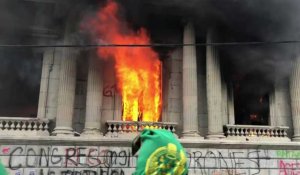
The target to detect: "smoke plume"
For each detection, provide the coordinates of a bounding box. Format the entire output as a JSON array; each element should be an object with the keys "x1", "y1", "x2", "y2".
[{"x1": 2, "y1": 0, "x2": 300, "y2": 119}]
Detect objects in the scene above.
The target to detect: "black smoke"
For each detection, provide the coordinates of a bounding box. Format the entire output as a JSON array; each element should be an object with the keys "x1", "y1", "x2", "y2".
[
  {"x1": 117, "y1": 0, "x2": 300, "y2": 124},
  {"x1": 0, "y1": 0, "x2": 96, "y2": 117},
  {"x1": 0, "y1": 0, "x2": 60, "y2": 117},
  {"x1": 1, "y1": 0, "x2": 300, "y2": 120}
]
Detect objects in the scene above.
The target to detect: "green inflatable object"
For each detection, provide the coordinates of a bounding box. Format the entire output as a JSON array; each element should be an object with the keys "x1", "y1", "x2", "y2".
[
  {"x1": 0, "y1": 161, "x2": 8, "y2": 175},
  {"x1": 133, "y1": 129, "x2": 188, "y2": 175}
]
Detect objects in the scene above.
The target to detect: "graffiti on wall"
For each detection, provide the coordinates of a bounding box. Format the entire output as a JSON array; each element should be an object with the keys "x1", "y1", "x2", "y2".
[
  {"x1": 103, "y1": 84, "x2": 116, "y2": 97},
  {"x1": 0, "y1": 145, "x2": 300, "y2": 175},
  {"x1": 1, "y1": 146, "x2": 133, "y2": 175}
]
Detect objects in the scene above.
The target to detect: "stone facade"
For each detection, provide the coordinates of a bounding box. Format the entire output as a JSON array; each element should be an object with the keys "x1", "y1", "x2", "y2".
[
  {"x1": 0, "y1": 139, "x2": 300, "y2": 175},
  {"x1": 2, "y1": 1, "x2": 300, "y2": 175},
  {"x1": 29, "y1": 22, "x2": 298, "y2": 141}
]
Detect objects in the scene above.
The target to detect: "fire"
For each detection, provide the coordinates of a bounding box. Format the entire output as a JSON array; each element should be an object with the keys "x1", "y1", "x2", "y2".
[{"x1": 87, "y1": 0, "x2": 162, "y2": 122}]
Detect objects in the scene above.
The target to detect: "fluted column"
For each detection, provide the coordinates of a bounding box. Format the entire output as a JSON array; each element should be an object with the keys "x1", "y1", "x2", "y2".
[
  {"x1": 163, "y1": 49, "x2": 182, "y2": 125},
  {"x1": 37, "y1": 48, "x2": 61, "y2": 120},
  {"x1": 222, "y1": 81, "x2": 228, "y2": 125},
  {"x1": 270, "y1": 81, "x2": 292, "y2": 126},
  {"x1": 290, "y1": 55, "x2": 300, "y2": 141},
  {"x1": 182, "y1": 22, "x2": 202, "y2": 138},
  {"x1": 269, "y1": 90, "x2": 276, "y2": 126},
  {"x1": 269, "y1": 80, "x2": 293, "y2": 139},
  {"x1": 206, "y1": 28, "x2": 225, "y2": 139},
  {"x1": 82, "y1": 53, "x2": 103, "y2": 136},
  {"x1": 113, "y1": 93, "x2": 122, "y2": 120},
  {"x1": 53, "y1": 38, "x2": 77, "y2": 136},
  {"x1": 37, "y1": 49, "x2": 54, "y2": 119},
  {"x1": 101, "y1": 60, "x2": 115, "y2": 133},
  {"x1": 228, "y1": 85, "x2": 235, "y2": 125}
]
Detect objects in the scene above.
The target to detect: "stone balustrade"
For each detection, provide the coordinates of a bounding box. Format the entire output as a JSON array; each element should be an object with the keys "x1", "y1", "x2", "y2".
[
  {"x1": 225, "y1": 124, "x2": 290, "y2": 141},
  {"x1": 0, "y1": 117, "x2": 49, "y2": 136},
  {"x1": 106, "y1": 120, "x2": 177, "y2": 138}
]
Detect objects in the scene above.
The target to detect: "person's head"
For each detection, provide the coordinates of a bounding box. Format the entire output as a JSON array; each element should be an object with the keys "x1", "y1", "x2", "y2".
[{"x1": 132, "y1": 129, "x2": 188, "y2": 175}]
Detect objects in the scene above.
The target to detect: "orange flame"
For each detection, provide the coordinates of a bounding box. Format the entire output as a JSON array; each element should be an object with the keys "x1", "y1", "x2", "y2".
[{"x1": 88, "y1": 0, "x2": 162, "y2": 122}]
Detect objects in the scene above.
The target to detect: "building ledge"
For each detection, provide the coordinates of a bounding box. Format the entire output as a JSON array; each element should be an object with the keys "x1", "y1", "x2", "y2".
[{"x1": 0, "y1": 135, "x2": 300, "y2": 149}]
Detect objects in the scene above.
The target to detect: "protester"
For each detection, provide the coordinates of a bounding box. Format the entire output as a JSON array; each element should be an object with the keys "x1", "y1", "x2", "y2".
[
  {"x1": 132, "y1": 129, "x2": 188, "y2": 175},
  {"x1": 0, "y1": 160, "x2": 8, "y2": 175}
]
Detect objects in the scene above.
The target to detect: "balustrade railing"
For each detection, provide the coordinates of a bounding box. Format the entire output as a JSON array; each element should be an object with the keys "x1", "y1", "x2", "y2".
[
  {"x1": 0, "y1": 117, "x2": 49, "y2": 136},
  {"x1": 106, "y1": 120, "x2": 177, "y2": 138},
  {"x1": 225, "y1": 124, "x2": 290, "y2": 141}
]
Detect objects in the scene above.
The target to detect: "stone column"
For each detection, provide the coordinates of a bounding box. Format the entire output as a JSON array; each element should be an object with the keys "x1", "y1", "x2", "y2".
[
  {"x1": 101, "y1": 60, "x2": 116, "y2": 133},
  {"x1": 221, "y1": 81, "x2": 228, "y2": 125},
  {"x1": 182, "y1": 22, "x2": 202, "y2": 138},
  {"x1": 270, "y1": 80, "x2": 293, "y2": 137},
  {"x1": 228, "y1": 85, "x2": 235, "y2": 125},
  {"x1": 113, "y1": 93, "x2": 122, "y2": 120},
  {"x1": 82, "y1": 54, "x2": 103, "y2": 136},
  {"x1": 45, "y1": 48, "x2": 61, "y2": 120},
  {"x1": 37, "y1": 49, "x2": 54, "y2": 119},
  {"x1": 53, "y1": 38, "x2": 77, "y2": 136},
  {"x1": 163, "y1": 49, "x2": 182, "y2": 124},
  {"x1": 37, "y1": 48, "x2": 61, "y2": 120},
  {"x1": 290, "y1": 55, "x2": 300, "y2": 141},
  {"x1": 206, "y1": 28, "x2": 225, "y2": 139},
  {"x1": 198, "y1": 67, "x2": 208, "y2": 137},
  {"x1": 269, "y1": 90, "x2": 276, "y2": 126}
]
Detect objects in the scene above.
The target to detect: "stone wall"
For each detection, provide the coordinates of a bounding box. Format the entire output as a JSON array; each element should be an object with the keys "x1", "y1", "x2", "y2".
[{"x1": 1, "y1": 144, "x2": 300, "y2": 175}]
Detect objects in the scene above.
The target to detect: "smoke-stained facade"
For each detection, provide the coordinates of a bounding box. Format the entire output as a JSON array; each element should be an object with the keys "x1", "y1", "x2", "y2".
[{"x1": 1, "y1": 0, "x2": 300, "y2": 174}]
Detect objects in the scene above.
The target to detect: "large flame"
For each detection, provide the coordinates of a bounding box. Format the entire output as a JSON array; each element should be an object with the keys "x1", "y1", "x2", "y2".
[{"x1": 88, "y1": 0, "x2": 162, "y2": 122}]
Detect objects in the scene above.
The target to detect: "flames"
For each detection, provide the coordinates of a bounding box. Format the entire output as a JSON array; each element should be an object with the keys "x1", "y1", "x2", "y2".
[{"x1": 87, "y1": 0, "x2": 162, "y2": 122}]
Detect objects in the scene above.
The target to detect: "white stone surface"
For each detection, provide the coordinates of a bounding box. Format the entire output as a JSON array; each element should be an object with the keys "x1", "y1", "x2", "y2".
[
  {"x1": 45, "y1": 48, "x2": 61, "y2": 120},
  {"x1": 182, "y1": 22, "x2": 202, "y2": 138},
  {"x1": 206, "y1": 28, "x2": 225, "y2": 139},
  {"x1": 270, "y1": 80, "x2": 293, "y2": 138},
  {"x1": 163, "y1": 48, "x2": 183, "y2": 133},
  {"x1": 1, "y1": 142, "x2": 300, "y2": 175},
  {"x1": 37, "y1": 49, "x2": 56, "y2": 119},
  {"x1": 82, "y1": 54, "x2": 103, "y2": 136},
  {"x1": 290, "y1": 55, "x2": 300, "y2": 141},
  {"x1": 198, "y1": 73, "x2": 208, "y2": 137},
  {"x1": 53, "y1": 38, "x2": 78, "y2": 136},
  {"x1": 228, "y1": 85, "x2": 235, "y2": 125},
  {"x1": 113, "y1": 93, "x2": 122, "y2": 121},
  {"x1": 168, "y1": 99, "x2": 182, "y2": 113},
  {"x1": 222, "y1": 81, "x2": 229, "y2": 126}
]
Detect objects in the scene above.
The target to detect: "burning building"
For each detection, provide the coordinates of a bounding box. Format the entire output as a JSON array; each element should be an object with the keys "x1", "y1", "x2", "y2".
[{"x1": 1, "y1": 0, "x2": 300, "y2": 174}]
